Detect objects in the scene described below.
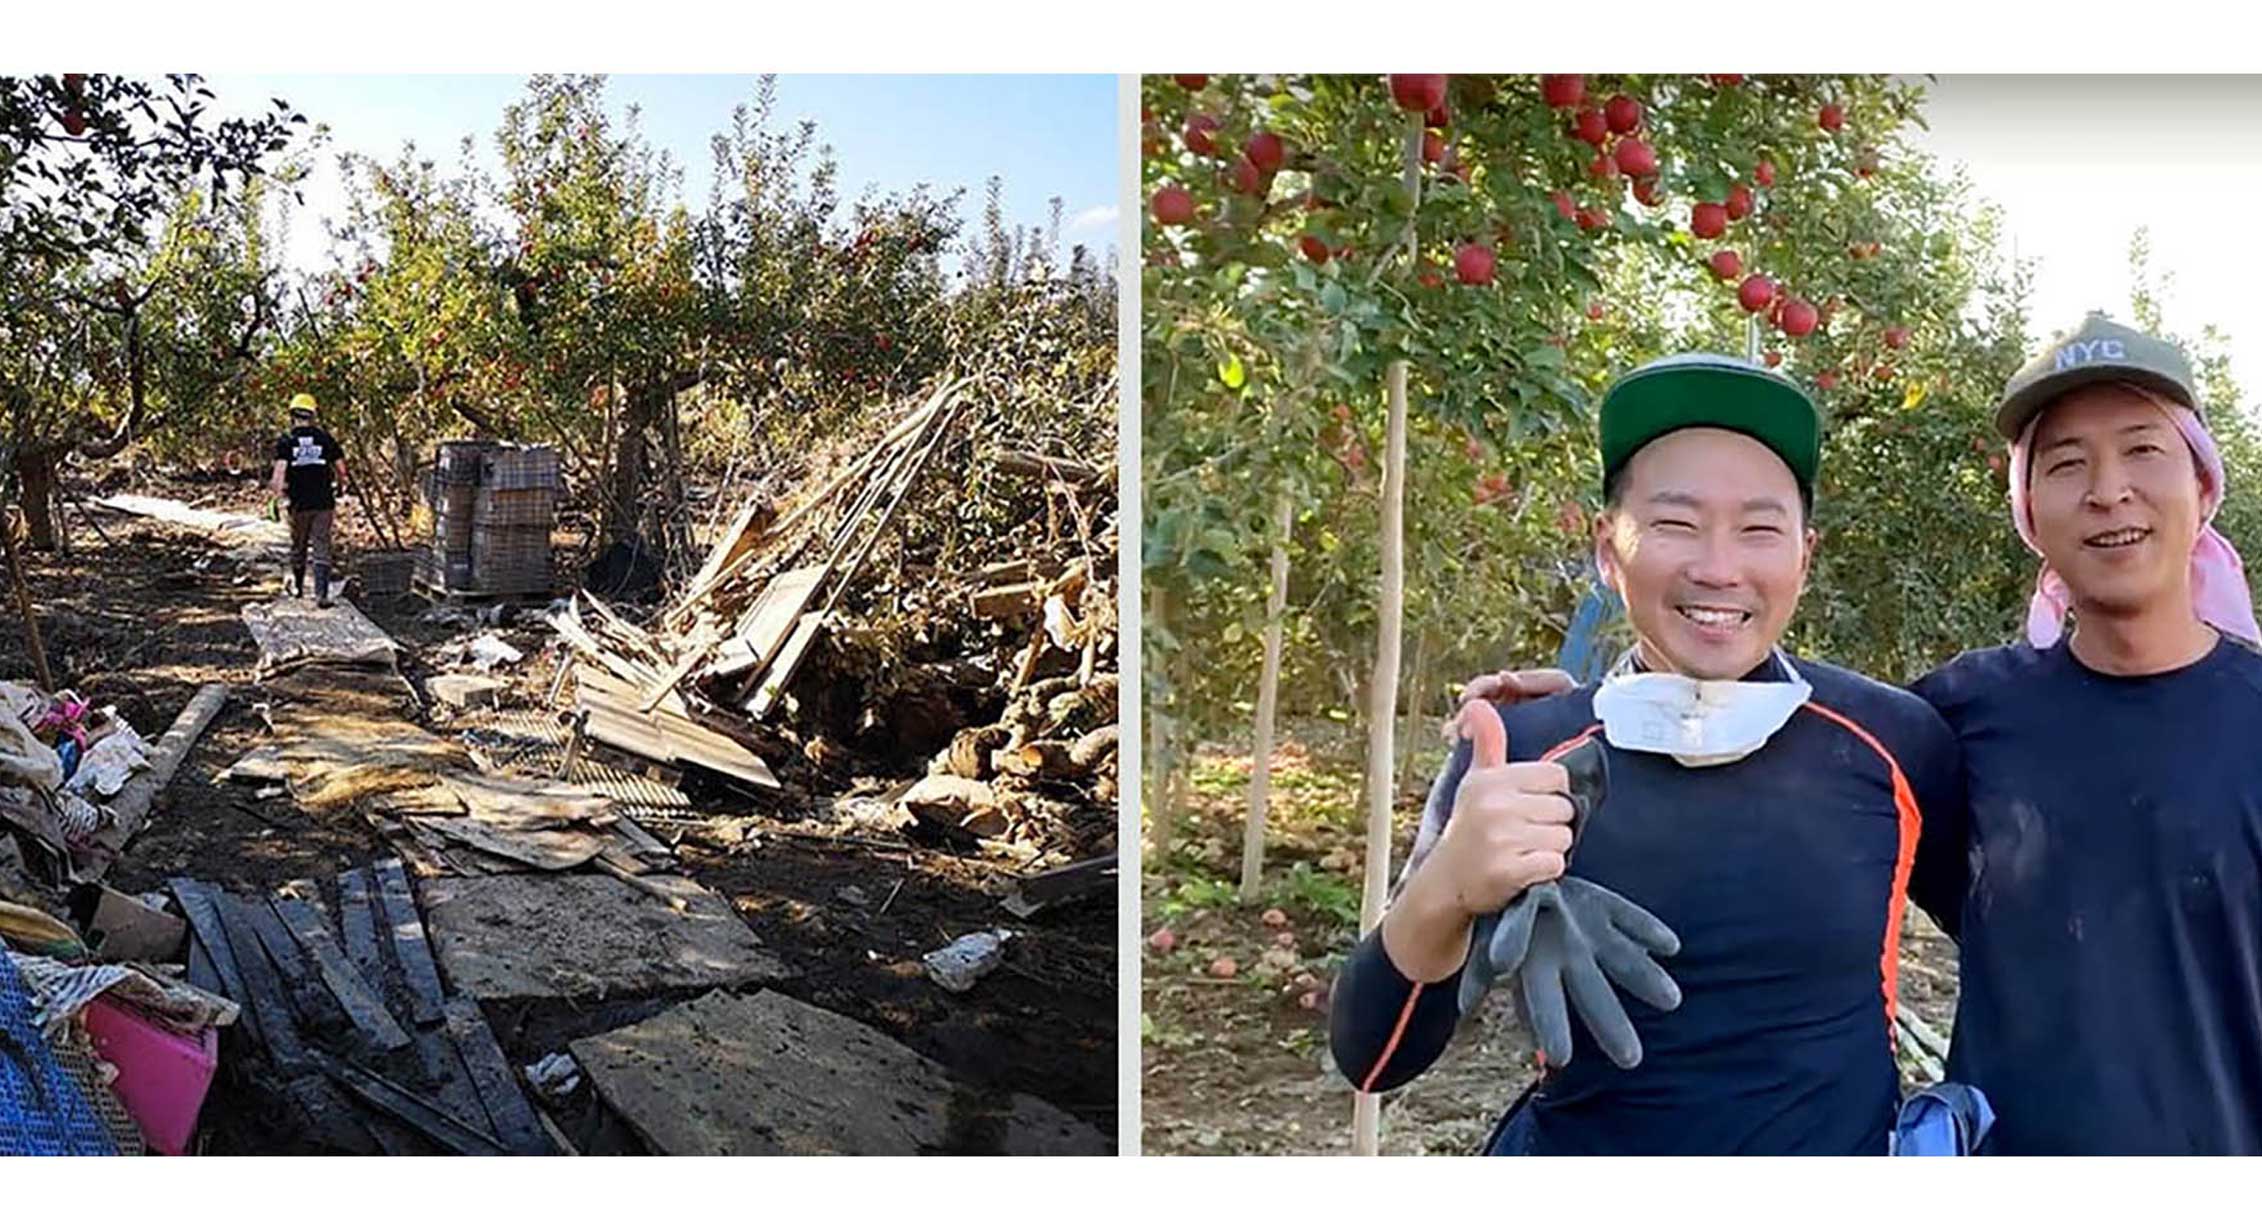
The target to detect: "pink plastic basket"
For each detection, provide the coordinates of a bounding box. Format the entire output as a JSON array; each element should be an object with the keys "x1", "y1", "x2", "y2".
[{"x1": 83, "y1": 997, "x2": 218, "y2": 1156}]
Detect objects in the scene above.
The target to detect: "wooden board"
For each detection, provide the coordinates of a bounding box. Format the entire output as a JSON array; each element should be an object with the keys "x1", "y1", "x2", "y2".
[
  {"x1": 442, "y1": 997, "x2": 554, "y2": 1155},
  {"x1": 746, "y1": 612, "x2": 824, "y2": 720},
  {"x1": 707, "y1": 564, "x2": 827, "y2": 684},
  {"x1": 243, "y1": 896, "x2": 352, "y2": 1039},
  {"x1": 335, "y1": 868, "x2": 390, "y2": 1009},
  {"x1": 271, "y1": 895, "x2": 412, "y2": 1053},
  {"x1": 576, "y1": 663, "x2": 780, "y2": 790},
  {"x1": 309, "y1": 1051, "x2": 508, "y2": 1157},
  {"x1": 371, "y1": 859, "x2": 447, "y2": 1026},
  {"x1": 169, "y1": 879, "x2": 264, "y2": 1054},
  {"x1": 212, "y1": 890, "x2": 312, "y2": 1074}
]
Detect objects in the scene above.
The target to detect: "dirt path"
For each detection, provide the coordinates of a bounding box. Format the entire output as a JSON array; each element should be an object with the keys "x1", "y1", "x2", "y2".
[{"x1": 3, "y1": 479, "x2": 1115, "y2": 1152}]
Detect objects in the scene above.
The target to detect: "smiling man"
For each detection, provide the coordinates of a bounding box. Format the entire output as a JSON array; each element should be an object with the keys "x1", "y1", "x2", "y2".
[
  {"x1": 1909, "y1": 313, "x2": 2262, "y2": 1153},
  {"x1": 1329, "y1": 354, "x2": 1967, "y2": 1154}
]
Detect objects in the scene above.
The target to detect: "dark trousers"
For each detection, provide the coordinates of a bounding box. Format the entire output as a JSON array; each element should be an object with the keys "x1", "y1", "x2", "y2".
[{"x1": 288, "y1": 507, "x2": 334, "y2": 576}]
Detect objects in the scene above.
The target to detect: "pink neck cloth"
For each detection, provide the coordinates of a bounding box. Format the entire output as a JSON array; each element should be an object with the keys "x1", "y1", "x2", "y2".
[{"x1": 2005, "y1": 382, "x2": 2260, "y2": 648}]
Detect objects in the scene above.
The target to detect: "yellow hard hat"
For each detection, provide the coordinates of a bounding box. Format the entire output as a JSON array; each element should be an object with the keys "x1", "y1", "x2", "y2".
[{"x1": 289, "y1": 392, "x2": 318, "y2": 414}]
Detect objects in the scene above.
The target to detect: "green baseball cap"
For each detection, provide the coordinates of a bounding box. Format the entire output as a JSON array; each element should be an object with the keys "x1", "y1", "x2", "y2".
[
  {"x1": 1600, "y1": 352, "x2": 1821, "y2": 498},
  {"x1": 1994, "y1": 311, "x2": 2200, "y2": 440}
]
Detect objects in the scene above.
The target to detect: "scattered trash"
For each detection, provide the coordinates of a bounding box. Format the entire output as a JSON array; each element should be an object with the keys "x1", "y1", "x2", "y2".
[
  {"x1": 466, "y1": 634, "x2": 522, "y2": 672},
  {"x1": 524, "y1": 1051, "x2": 582, "y2": 1102},
  {"x1": 921, "y1": 929, "x2": 1013, "y2": 993}
]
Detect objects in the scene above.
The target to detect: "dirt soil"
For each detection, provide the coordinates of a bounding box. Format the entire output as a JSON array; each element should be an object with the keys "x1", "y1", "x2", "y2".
[
  {"x1": 1140, "y1": 734, "x2": 1959, "y2": 1156},
  {"x1": 1, "y1": 475, "x2": 1116, "y2": 1152}
]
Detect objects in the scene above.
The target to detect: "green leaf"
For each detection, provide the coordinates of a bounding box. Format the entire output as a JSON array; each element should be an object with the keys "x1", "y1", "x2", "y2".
[{"x1": 1217, "y1": 352, "x2": 1246, "y2": 390}]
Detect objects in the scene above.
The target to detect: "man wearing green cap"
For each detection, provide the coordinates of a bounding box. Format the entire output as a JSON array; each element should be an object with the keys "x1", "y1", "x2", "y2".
[
  {"x1": 1330, "y1": 353, "x2": 1968, "y2": 1154},
  {"x1": 1461, "y1": 314, "x2": 2262, "y2": 1153},
  {"x1": 270, "y1": 392, "x2": 348, "y2": 607}
]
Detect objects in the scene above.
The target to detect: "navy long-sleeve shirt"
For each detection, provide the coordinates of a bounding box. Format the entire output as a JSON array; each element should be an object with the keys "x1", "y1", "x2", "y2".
[
  {"x1": 1911, "y1": 633, "x2": 2262, "y2": 1154},
  {"x1": 1329, "y1": 655, "x2": 1965, "y2": 1154}
]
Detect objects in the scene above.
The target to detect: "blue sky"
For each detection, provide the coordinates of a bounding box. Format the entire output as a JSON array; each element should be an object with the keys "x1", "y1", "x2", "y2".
[{"x1": 199, "y1": 74, "x2": 1119, "y2": 276}]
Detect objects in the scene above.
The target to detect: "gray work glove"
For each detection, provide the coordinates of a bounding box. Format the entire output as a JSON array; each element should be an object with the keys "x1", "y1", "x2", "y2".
[{"x1": 1455, "y1": 738, "x2": 1683, "y2": 1069}]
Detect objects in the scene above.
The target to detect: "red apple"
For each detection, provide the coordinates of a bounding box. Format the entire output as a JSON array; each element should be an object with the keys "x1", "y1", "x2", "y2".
[
  {"x1": 1874, "y1": 364, "x2": 1896, "y2": 381},
  {"x1": 1553, "y1": 190, "x2": 1577, "y2": 221},
  {"x1": 1604, "y1": 93, "x2": 1643, "y2": 134},
  {"x1": 1725, "y1": 183, "x2": 1753, "y2": 220},
  {"x1": 1245, "y1": 131, "x2": 1285, "y2": 174},
  {"x1": 1738, "y1": 274, "x2": 1776, "y2": 313},
  {"x1": 1418, "y1": 270, "x2": 1443, "y2": 289},
  {"x1": 1424, "y1": 131, "x2": 1447, "y2": 164},
  {"x1": 1884, "y1": 326, "x2": 1910, "y2": 350},
  {"x1": 1208, "y1": 956, "x2": 1239, "y2": 979},
  {"x1": 1709, "y1": 73, "x2": 1745, "y2": 87},
  {"x1": 1577, "y1": 206, "x2": 1609, "y2": 232},
  {"x1": 1262, "y1": 908, "x2": 1288, "y2": 927},
  {"x1": 1588, "y1": 151, "x2": 1617, "y2": 180},
  {"x1": 1690, "y1": 202, "x2": 1727, "y2": 239},
  {"x1": 1707, "y1": 249, "x2": 1742, "y2": 281},
  {"x1": 1614, "y1": 137, "x2": 1656, "y2": 177},
  {"x1": 1631, "y1": 176, "x2": 1663, "y2": 207},
  {"x1": 1780, "y1": 297, "x2": 1819, "y2": 337},
  {"x1": 1389, "y1": 74, "x2": 1449, "y2": 113},
  {"x1": 1227, "y1": 156, "x2": 1264, "y2": 196},
  {"x1": 1454, "y1": 242, "x2": 1496, "y2": 286},
  {"x1": 1182, "y1": 113, "x2": 1220, "y2": 156},
  {"x1": 1586, "y1": 300, "x2": 1605, "y2": 321},
  {"x1": 1299, "y1": 234, "x2": 1331, "y2": 263},
  {"x1": 1174, "y1": 75, "x2": 1208, "y2": 90},
  {"x1": 61, "y1": 108, "x2": 86, "y2": 137},
  {"x1": 1426, "y1": 104, "x2": 1451, "y2": 129},
  {"x1": 1819, "y1": 102, "x2": 1844, "y2": 132},
  {"x1": 1150, "y1": 185, "x2": 1194, "y2": 226},
  {"x1": 1540, "y1": 74, "x2": 1585, "y2": 108},
  {"x1": 1570, "y1": 107, "x2": 1608, "y2": 146},
  {"x1": 1148, "y1": 927, "x2": 1178, "y2": 953},
  {"x1": 1754, "y1": 159, "x2": 1777, "y2": 188},
  {"x1": 1817, "y1": 371, "x2": 1840, "y2": 390},
  {"x1": 1764, "y1": 349, "x2": 1782, "y2": 368}
]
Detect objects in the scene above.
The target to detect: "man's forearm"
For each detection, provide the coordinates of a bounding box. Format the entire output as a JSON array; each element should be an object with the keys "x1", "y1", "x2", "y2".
[{"x1": 1380, "y1": 870, "x2": 1476, "y2": 985}]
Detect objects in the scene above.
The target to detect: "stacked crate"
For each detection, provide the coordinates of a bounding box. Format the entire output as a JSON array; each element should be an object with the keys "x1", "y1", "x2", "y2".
[
  {"x1": 469, "y1": 446, "x2": 559, "y2": 594},
  {"x1": 422, "y1": 441, "x2": 558, "y2": 596}
]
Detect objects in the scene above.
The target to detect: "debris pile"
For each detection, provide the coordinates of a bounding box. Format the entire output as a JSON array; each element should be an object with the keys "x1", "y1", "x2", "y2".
[{"x1": 552, "y1": 375, "x2": 1120, "y2": 870}]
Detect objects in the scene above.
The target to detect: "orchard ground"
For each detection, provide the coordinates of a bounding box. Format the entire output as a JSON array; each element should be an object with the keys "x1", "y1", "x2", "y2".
[
  {"x1": 5, "y1": 466, "x2": 1116, "y2": 1153},
  {"x1": 1139, "y1": 724, "x2": 1958, "y2": 1156}
]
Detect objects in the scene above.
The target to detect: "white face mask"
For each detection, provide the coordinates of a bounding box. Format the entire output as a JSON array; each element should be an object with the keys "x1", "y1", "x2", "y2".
[{"x1": 1592, "y1": 648, "x2": 1811, "y2": 768}]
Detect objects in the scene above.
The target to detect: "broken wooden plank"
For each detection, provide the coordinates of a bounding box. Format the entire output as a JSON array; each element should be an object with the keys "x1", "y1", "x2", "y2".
[
  {"x1": 970, "y1": 581, "x2": 1045, "y2": 621},
  {"x1": 335, "y1": 867, "x2": 389, "y2": 1006},
  {"x1": 309, "y1": 1051, "x2": 509, "y2": 1158},
  {"x1": 244, "y1": 894, "x2": 353, "y2": 1040},
  {"x1": 577, "y1": 663, "x2": 780, "y2": 789},
  {"x1": 1000, "y1": 853, "x2": 1119, "y2": 919},
  {"x1": 85, "y1": 682, "x2": 229, "y2": 872},
  {"x1": 272, "y1": 893, "x2": 412, "y2": 1053},
  {"x1": 212, "y1": 889, "x2": 313, "y2": 1074},
  {"x1": 372, "y1": 859, "x2": 447, "y2": 1026},
  {"x1": 168, "y1": 878, "x2": 265, "y2": 1054},
  {"x1": 746, "y1": 612, "x2": 824, "y2": 721},
  {"x1": 442, "y1": 997, "x2": 554, "y2": 1155}
]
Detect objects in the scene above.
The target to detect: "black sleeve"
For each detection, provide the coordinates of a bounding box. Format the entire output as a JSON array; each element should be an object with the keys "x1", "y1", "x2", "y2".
[
  {"x1": 1903, "y1": 677, "x2": 1970, "y2": 940},
  {"x1": 1327, "y1": 739, "x2": 1474, "y2": 1093},
  {"x1": 1328, "y1": 926, "x2": 1466, "y2": 1095},
  {"x1": 319, "y1": 428, "x2": 342, "y2": 462},
  {"x1": 274, "y1": 433, "x2": 292, "y2": 461}
]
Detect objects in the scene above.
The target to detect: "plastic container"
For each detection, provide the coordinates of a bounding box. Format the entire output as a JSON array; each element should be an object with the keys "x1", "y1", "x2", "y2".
[
  {"x1": 921, "y1": 929, "x2": 1014, "y2": 992},
  {"x1": 82, "y1": 996, "x2": 219, "y2": 1156}
]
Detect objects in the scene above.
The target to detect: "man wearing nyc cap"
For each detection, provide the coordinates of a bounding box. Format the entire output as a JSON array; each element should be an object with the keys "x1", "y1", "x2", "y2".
[
  {"x1": 1909, "y1": 311, "x2": 2262, "y2": 1153},
  {"x1": 1329, "y1": 353, "x2": 1967, "y2": 1154},
  {"x1": 270, "y1": 392, "x2": 349, "y2": 608}
]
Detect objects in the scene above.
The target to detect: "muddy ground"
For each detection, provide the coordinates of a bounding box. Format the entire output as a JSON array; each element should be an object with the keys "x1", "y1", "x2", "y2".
[
  {"x1": 1140, "y1": 733, "x2": 1958, "y2": 1156},
  {"x1": 1, "y1": 476, "x2": 1115, "y2": 1152}
]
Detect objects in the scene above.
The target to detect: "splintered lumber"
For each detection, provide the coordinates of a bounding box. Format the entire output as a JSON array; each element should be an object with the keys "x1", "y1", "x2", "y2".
[
  {"x1": 971, "y1": 582, "x2": 1045, "y2": 621},
  {"x1": 309, "y1": 1051, "x2": 509, "y2": 1158},
  {"x1": 272, "y1": 892, "x2": 412, "y2": 1053},
  {"x1": 576, "y1": 663, "x2": 780, "y2": 789},
  {"x1": 697, "y1": 564, "x2": 826, "y2": 687},
  {"x1": 372, "y1": 859, "x2": 447, "y2": 1026},
  {"x1": 744, "y1": 613, "x2": 822, "y2": 721}
]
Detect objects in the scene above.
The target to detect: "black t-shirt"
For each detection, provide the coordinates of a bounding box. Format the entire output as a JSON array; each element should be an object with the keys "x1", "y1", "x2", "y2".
[
  {"x1": 1329, "y1": 655, "x2": 1966, "y2": 1154},
  {"x1": 274, "y1": 425, "x2": 340, "y2": 511},
  {"x1": 1912, "y1": 633, "x2": 2262, "y2": 1154}
]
